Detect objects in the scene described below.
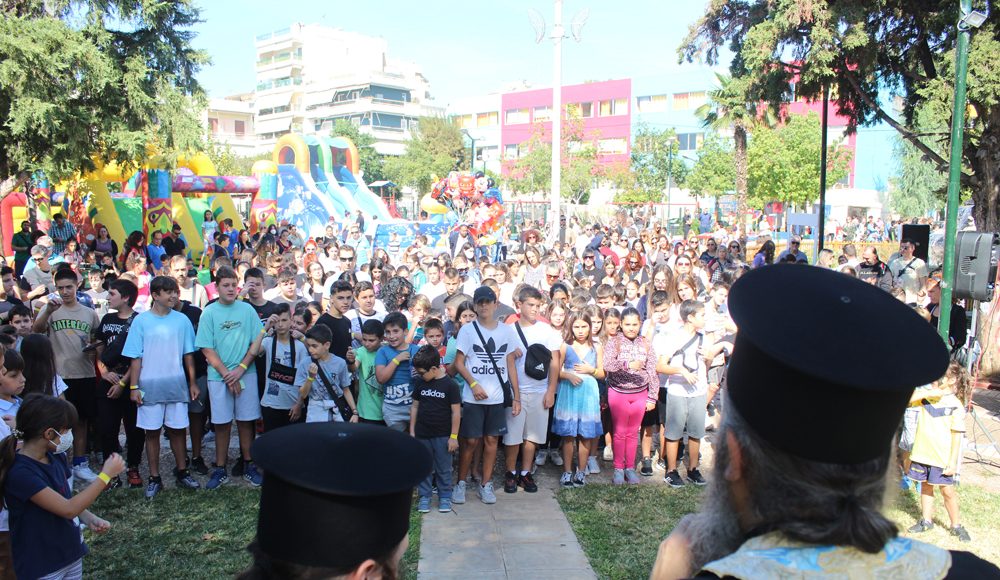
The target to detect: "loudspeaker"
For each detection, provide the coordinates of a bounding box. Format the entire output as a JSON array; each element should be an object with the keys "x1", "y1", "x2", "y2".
[
  {"x1": 901, "y1": 224, "x2": 930, "y2": 263},
  {"x1": 953, "y1": 232, "x2": 1000, "y2": 302}
]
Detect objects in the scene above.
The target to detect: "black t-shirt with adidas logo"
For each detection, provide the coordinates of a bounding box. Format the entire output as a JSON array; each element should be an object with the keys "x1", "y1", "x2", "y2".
[{"x1": 412, "y1": 376, "x2": 462, "y2": 438}]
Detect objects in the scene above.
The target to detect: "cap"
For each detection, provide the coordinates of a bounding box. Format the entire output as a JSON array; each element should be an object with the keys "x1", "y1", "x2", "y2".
[
  {"x1": 252, "y1": 422, "x2": 431, "y2": 569},
  {"x1": 726, "y1": 265, "x2": 948, "y2": 464},
  {"x1": 473, "y1": 286, "x2": 497, "y2": 303}
]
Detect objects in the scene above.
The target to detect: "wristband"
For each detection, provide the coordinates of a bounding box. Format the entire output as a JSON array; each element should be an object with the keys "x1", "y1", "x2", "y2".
[
  {"x1": 238, "y1": 362, "x2": 248, "y2": 371},
  {"x1": 259, "y1": 327, "x2": 266, "y2": 334},
  {"x1": 449, "y1": 434, "x2": 458, "y2": 440},
  {"x1": 129, "y1": 385, "x2": 139, "y2": 391},
  {"x1": 97, "y1": 472, "x2": 111, "y2": 485},
  {"x1": 470, "y1": 380, "x2": 480, "y2": 388},
  {"x1": 117, "y1": 379, "x2": 126, "y2": 387},
  {"x1": 304, "y1": 377, "x2": 315, "y2": 383},
  {"x1": 392, "y1": 358, "x2": 399, "y2": 366}
]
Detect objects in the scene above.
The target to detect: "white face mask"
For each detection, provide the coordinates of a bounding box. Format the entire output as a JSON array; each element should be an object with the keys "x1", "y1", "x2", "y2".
[{"x1": 50, "y1": 429, "x2": 73, "y2": 454}]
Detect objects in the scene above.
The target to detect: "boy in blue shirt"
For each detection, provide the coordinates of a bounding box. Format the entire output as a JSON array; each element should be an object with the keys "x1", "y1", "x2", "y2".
[
  {"x1": 375, "y1": 312, "x2": 421, "y2": 432},
  {"x1": 297, "y1": 325, "x2": 356, "y2": 423}
]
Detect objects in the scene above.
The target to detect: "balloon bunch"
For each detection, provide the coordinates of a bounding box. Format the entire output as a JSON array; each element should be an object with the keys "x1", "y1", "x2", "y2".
[{"x1": 426, "y1": 170, "x2": 505, "y2": 237}]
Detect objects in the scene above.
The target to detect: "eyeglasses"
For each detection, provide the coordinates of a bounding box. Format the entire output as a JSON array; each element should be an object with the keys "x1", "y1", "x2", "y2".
[
  {"x1": 339, "y1": 256, "x2": 354, "y2": 262},
  {"x1": 546, "y1": 274, "x2": 559, "y2": 280},
  {"x1": 584, "y1": 256, "x2": 594, "y2": 260}
]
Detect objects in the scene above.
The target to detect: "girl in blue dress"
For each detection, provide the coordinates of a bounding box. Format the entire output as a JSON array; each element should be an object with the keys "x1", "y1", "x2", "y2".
[{"x1": 553, "y1": 312, "x2": 604, "y2": 487}]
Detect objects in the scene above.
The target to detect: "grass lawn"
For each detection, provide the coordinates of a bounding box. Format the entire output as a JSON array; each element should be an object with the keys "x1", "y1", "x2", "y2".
[
  {"x1": 85, "y1": 486, "x2": 423, "y2": 579},
  {"x1": 558, "y1": 482, "x2": 1000, "y2": 580}
]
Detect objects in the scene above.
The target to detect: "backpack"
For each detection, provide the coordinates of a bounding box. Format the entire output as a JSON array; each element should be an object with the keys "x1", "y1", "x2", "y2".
[{"x1": 515, "y1": 323, "x2": 552, "y2": 381}]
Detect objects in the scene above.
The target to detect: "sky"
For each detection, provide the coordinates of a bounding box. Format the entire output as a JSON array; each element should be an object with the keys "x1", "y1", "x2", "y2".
[{"x1": 191, "y1": 0, "x2": 721, "y2": 106}]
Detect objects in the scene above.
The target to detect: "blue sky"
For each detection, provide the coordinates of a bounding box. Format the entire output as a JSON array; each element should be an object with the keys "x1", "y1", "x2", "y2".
[{"x1": 191, "y1": 0, "x2": 719, "y2": 105}]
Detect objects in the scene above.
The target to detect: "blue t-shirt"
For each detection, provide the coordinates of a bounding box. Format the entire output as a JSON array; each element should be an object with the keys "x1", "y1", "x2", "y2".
[
  {"x1": 195, "y1": 300, "x2": 264, "y2": 381},
  {"x1": 308, "y1": 355, "x2": 351, "y2": 403},
  {"x1": 5, "y1": 452, "x2": 88, "y2": 579},
  {"x1": 146, "y1": 243, "x2": 167, "y2": 271},
  {"x1": 121, "y1": 309, "x2": 196, "y2": 404},
  {"x1": 375, "y1": 344, "x2": 420, "y2": 421}
]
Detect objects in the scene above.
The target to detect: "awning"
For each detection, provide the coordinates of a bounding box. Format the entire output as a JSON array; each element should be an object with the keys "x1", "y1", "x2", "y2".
[
  {"x1": 255, "y1": 117, "x2": 291, "y2": 135},
  {"x1": 304, "y1": 89, "x2": 336, "y2": 109},
  {"x1": 368, "y1": 181, "x2": 396, "y2": 188},
  {"x1": 255, "y1": 93, "x2": 292, "y2": 111}
]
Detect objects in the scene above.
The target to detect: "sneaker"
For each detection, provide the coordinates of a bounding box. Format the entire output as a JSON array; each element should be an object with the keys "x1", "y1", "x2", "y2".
[
  {"x1": 127, "y1": 467, "x2": 142, "y2": 488},
  {"x1": 640, "y1": 457, "x2": 653, "y2": 477},
  {"x1": 243, "y1": 462, "x2": 263, "y2": 487},
  {"x1": 687, "y1": 468, "x2": 707, "y2": 486},
  {"x1": 534, "y1": 449, "x2": 548, "y2": 466},
  {"x1": 72, "y1": 463, "x2": 99, "y2": 483},
  {"x1": 908, "y1": 519, "x2": 933, "y2": 533},
  {"x1": 664, "y1": 470, "x2": 686, "y2": 488},
  {"x1": 417, "y1": 497, "x2": 431, "y2": 513},
  {"x1": 951, "y1": 525, "x2": 972, "y2": 542},
  {"x1": 439, "y1": 497, "x2": 453, "y2": 513},
  {"x1": 602, "y1": 446, "x2": 614, "y2": 462},
  {"x1": 549, "y1": 448, "x2": 564, "y2": 466},
  {"x1": 518, "y1": 472, "x2": 538, "y2": 493},
  {"x1": 504, "y1": 471, "x2": 518, "y2": 494},
  {"x1": 231, "y1": 457, "x2": 245, "y2": 478},
  {"x1": 175, "y1": 469, "x2": 201, "y2": 490},
  {"x1": 206, "y1": 467, "x2": 229, "y2": 490},
  {"x1": 612, "y1": 468, "x2": 625, "y2": 486},
  {"x1": 560, "y1": 472, "x2": 574, "y2": 488},
  {"x1": 479, "y1": 482, "x2": 497, "y2": 504},
  {"x1": 453, "y1": 480, "x2": 467, "y2": 504},
  {"x1": 624, "y1": 468, "x2": 641, "y2": 485},
  {"x1": 144, "y1": 477, "x2": 163, "y2": 499},
  {"x1": 573, "y1": 471, "x2": 586, "y2": 487},
  {"x1": 586, "y1": 456, "x2": 600, "y2": 475},
  {"x1": 191, "y1": 456, "x2": 210, "y2": 476},
  {"x1": 655, "y1": 458, "x2": 666, "y2": 472}
]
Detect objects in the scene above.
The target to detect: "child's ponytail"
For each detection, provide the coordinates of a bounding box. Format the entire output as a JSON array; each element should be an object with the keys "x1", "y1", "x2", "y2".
[
  {"x1": 945, "y1": 361, "x2": 973, "y2": 407},
  {"x1": 0, "y1": 394, "x2": 78, "y2": 498}
]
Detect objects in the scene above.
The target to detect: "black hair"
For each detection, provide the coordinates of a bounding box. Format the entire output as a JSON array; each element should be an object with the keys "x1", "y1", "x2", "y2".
[
  {"x1": 0, "y1": 267, "x2": 13, "y2": 278},
  {"x1": 516, "y1": 285, "x2": 543, "y2": 303},
  {"x1": 679, "y1": 299, "x2": 705, "y2": 323},
  {"x1": 215, "y1": 266, "x2": 239, "y2": 284},
  {"x1": 21, "y1": 334, "x2": 57, "y2": 396},
  {"x1": 595, "y1": 284, "x2": 615, "y2": 300},
  {"x1": 330, "y1": 279, "x2": 354, "y2": 296},
  {"x1": 650, "y1": 290, "x2": 671, "y2": 309},
  {"x1": 422, "y1": 317, "x2": 444, "y2": 336},
  {"x1": 354, "y1": 280, "x2": 375, "y2": 296},
  {"x1": 8, "y1": 305, "x2": 31, "y2": 321},
  {"x1": 0, "y1": 394, "x2": 79, "y2": 498},
  {"x1": 110, "y1": 279, "x2": 139, "y2": 307},
  {"x1": 3, "y1": 349, "x2": 24, "y2": 373},
  {"x1": 382, "y1": 311, "x2": 408, "y2": 332},
  {"x1": 53, "y1": 267, "x2": 78, "y2": 284},
  {"x1": 149, "y1": 275, "x2": 180, "y2": 295},
  {"x1": 244, "y1": 267, "x2": 265, "y2": 282},
  {"x1": 305, "y1": 324, "x2": 333, "y2": 345},
  {"x1": 273, "y1": 303, "x2": 291, "y2": 316},
  {"x1": 361, "y1": 319, "x2": 385, "y2": 338},
  {"x1": 620, "y1": 306, "x2": 642, "y2": 322},
  {"x1": 412, "y1": 344, "x2": 442, "y2": 372}
]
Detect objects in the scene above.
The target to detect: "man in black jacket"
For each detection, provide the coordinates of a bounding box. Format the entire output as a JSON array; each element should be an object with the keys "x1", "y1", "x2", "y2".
[{"x1": 857, "y1": 246, "x2": 894, "y2": 291}]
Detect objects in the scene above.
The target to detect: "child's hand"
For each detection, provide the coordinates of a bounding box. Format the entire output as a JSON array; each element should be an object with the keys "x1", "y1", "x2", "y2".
[
  {"x1": 102, "y1": 452, "x2": 125, "y2": 478},
  {"x1": 308, "y1": 363, "x2": 318, "y2": 377},
  {"x1": 573, "y1": 362, "x2": 594, "y2": 375},
  {"x1": 645, "y1": 400, "x2": 657, "y2": 412},
  {"x1": 682, "y1": 371, "x2": 698, "y2": 385},
  {"x1": 87, "y1": 516, "x2": 111, "y2": 534},
  {"x1": 289, "y1": 403, "x2": 302, "y2": 422},
  {"x1": 396, "y1": 350, "x2": 410, "y2": 363},
  {"x1": 291, "y1": 329, "x2": 304, "y2": 341},
  {"x1": 130, "y1": 388, "x2": 143, "y2": 406},
  {"x1": 447, "y1": 438, "x2": 459, "y2": 453},
  {"x1": 568, "y1": 373, "x2": 583, "y2": 386},
  {"x1": 265, "y1": 315, "x2": 278, "y2": 331},
  {"x1": 346, "y1": 348, "x2": 356, "y2": 364}
]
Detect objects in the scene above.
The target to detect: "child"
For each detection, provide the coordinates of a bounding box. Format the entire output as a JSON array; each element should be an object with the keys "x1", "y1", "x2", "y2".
[
  {"x1": 598, "y1": 307, "x2": 621, "y2": 463},
  {"x1": 602, "y1": 308, "x2": 621, "y2": 342},
  {"x1": 0, "y1": 349, "x2": 23, "y2": 579},
  {"x1": 406, "y1": 294, "x2": 432, "y2": 345},
  {"x1": 122, "y1": 276, "x2": 201, "y2": 497},
  {"x1": 375, "y1": 312, "x2": 421, "y2": 432},
  {"x1": 7, "y1": 306, "x2": 31, "y2": 351},
  {"x1": 347, "y1": 281, "x2": 385, "y2": 348},
  {"x1": 554, "y1": 312, "x2": 604, "y2": 487},
  {"x1": 265, "y1": 266, "x2": 301, "y2": 308},
  {"x1": 602, "y1": 307, "x2": 658, "y2": 485},
  {"x1": 20, "y1": 335, "x2": 68, "y2": 397},
  {"x1": 316, "y1": 280, "x2": 356, "y2": 367},
  {"x1": 355, "y1": 319, "x2": 385, "y2": 425},
  {"x1": 907, "y1": 362, "x2": 973, "y2": 542},
  {"x1": 85, "y1": 269, "x2": 107, "y2": 304},
  {"x1": 298, "y1": 324, "x2": 356, "y2": 423},
  {"x1": 625, "y1": 281, "x2": 641, "y2": 309},
  {"x1": 422, "y1": 317, "x2": 447, "y2": 357},
  {"x1": 259, "y1": 304, "x2": 310, "y2": 432},
  {"x1": 656, "y1": 299, "x2": 710, "y2": 488},
  {"x1": 0, "y1": 394, "x2": 122, "y2": 579},
  {"x1": 199, "y1": 210, "x2": 218, "y2": 269},
  {"x1": 547, "y1": 299, "x2": 568, "y2": 335},
  {"x1": 639, "y1": 291, "x2": 672, "y2": 476},
  {"x1": 443, "y1": 301, "x2": 476, "y2": 391},
  {"x1": 410, "y1": 345, "x2": 461, "y2": 514},
  {"x1": 641, "y1": 291, "x2": 672, "y2": 340}
]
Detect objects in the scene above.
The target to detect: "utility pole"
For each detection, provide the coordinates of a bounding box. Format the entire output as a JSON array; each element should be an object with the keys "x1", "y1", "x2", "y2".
[
  {"x1": 549, "y1": 0, "x2": 564, "y2": 246},
  {"x1": 817, "y1": 83, "x2": 829, "y2": 260}
]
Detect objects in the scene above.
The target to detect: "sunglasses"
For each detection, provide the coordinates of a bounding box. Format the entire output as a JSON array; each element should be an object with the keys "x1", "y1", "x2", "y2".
[
  {"x1": 339, "y1": 256, "x2": 354, "y2": 262},
  {"x1": 628, "y1": 261, "x2": 640, "y2": 266}
]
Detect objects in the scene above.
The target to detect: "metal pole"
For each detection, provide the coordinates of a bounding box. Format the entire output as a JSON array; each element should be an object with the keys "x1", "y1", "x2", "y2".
[
  {"x1": 470, "y1": 136, "x2": 476, "y2": 172},
  {"x1": 550, "y1": 0, "x2": 563, "y2": 247},
  {"x1": 817, "y1": 83, "x2": 829, "y2": 260},
  {"x1": 939, "y1": 0, "x2": 973, "y2": 344},
  {"x1": 666, "y1": 146, "x2": 673, "y2": 226}
]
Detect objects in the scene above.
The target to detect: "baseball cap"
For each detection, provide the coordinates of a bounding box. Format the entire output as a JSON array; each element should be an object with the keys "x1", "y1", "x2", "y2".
[{"x1": 473, "y1": 286, "x2": 497, "y2": 304}]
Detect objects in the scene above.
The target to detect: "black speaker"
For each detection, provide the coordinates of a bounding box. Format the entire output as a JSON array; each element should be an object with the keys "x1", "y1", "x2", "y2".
[
  {"x1": 953, "y1": 232, "x2": 1000, "y2": 302},
  {"x1": 901, "y1": 224, "x2": 930, "y2": 263}
]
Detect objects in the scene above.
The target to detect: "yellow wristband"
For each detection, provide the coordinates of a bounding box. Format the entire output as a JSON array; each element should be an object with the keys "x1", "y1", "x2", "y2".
[
  {"x1": 238, "y1": 362, "x2": 248, "y2": 371},
  {"x1": 129, "y1": 385, "x2": 139, "y2": 391},
  {"x1": 259, "y1": 328, "x2": 267, "y2": 335},
  {"x1": 449, "y1": 434, "x2": 458, "y2": 440},
  {"x1": 97, "y1": 472, "x2": 111, "y2": 485},
  {"x1": 117, "y1": 379, "x2": 126, "y2": 387},
  {"x1": 305, "y1": 377, "x2": 314, "y2": 383},
  {"x1": 392, "y1": 358, "x2": 399, "y2": 366},
  {"x1": 470, "y1": 381, "x2": 479, "y2": 388}
]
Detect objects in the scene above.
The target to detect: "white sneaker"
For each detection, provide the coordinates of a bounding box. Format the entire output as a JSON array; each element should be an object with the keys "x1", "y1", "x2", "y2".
[
  {"x1": 534, "y1": 449, "x2": 548, "y2": 466},
  {"x1": 73, "y1": 463, "x2": 99, "y2": 483},
  {"x1": 479, "y1": 482, "x2": 497, "y2": 504},
  {"x1": 602, "y1": 446, "x2": 613, "y2": 462},
  {"x1": 453, "y1": 480, "x2": 467, "y2": 504},
  {"x1": 586, "y1": 456, "x2": 601, "y2": 474},
  {"x1": 549, "y1": 449, "x2": 564, "y2": 467}
]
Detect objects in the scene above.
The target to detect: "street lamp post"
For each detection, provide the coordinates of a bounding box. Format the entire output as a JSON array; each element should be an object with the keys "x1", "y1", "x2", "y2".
[
  {"x1": 665, "y1": 141, "x2": 675, "y2": 228},
  {"x1": 462, "y1": 129, "x2": 476, "y2": 173}
]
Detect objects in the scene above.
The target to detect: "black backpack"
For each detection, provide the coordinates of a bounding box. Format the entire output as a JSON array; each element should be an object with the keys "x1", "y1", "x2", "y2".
[{"x1": 515, "y1": 323, "x2": 552, "y2": 381}]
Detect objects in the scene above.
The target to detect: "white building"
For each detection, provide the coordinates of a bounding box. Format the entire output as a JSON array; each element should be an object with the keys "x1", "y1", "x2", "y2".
[
  {"x1": 447, "y1": 93, "x2": 502, "y2": 175},
  {"x1": 204, "y1": 95, "x2": 256, "y2": 156},
  {"x1": 253, "y1": 23, "x2": 441, "y2": 154}
]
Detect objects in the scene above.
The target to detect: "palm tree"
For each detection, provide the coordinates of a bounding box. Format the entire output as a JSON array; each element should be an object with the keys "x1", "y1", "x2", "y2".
[{"x1": 695, "y1": 73, "x2": 777, "y2": 233}]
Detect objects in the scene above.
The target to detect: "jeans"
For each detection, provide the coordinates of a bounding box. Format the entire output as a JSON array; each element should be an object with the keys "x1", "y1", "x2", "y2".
[
  {"x1": 95, "y1": 380, "x2": 144, "y2": 467},
  {"x1": 608, "y1": 389, "x2": 647, "y2": 470},
  {"x1": 417, "y1": 437, "x2": 453, "y2": 499}
]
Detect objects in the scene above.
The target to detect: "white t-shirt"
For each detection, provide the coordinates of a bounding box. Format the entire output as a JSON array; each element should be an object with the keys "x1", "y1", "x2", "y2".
[
  {"x1": 456, "y1": 320, "x2": 518, "y2": 405},
  {"x1": 511, "y1": 321, "x2": 562, "y2": 395},
  {"x1": 655, "y1": 331, "x2": 708, "y2": 398},
  {"x1": 346, "y1": 308, "x2": 387, "y2": 348},
  {"x1": 418, "y1": 281, "x2": 446, "y2": 300}
]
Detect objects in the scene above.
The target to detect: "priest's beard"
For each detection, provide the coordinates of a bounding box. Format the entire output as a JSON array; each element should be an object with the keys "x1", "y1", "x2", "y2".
[{"x1": 685, "y1": 433, "x2": 747, "y2": 572}]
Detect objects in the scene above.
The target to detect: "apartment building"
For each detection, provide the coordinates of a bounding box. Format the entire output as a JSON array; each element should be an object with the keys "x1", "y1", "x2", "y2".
[{"x1": 204, "y1": 95, "x2": 257, "y2": 156}]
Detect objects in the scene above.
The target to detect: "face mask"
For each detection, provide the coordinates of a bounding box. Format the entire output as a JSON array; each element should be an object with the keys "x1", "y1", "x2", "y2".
[{"x1": 50, "y1": 428, "x2": 73, "y2": 454}]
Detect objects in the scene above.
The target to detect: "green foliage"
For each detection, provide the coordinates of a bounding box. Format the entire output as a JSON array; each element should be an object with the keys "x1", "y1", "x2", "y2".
[
  {"x1": 203, "y1": 137, "x2": 269, "y2": 177},
  {"x1": 747, "y1": 112, "x2": 852, "y2": 209},
  {"x1": 0, "y1": 1, "x2": 208, "y2": 182},
  {"x1": 384, "y1": 116, "x2": 466, "y2": 194},
  {"x1": 627, "y1": 125, "x2": 688, "y2": 203},
  {"x1": 889, "y1": 113, "x2": 948, "y2": 218},
  {"x1": 505, "y1": 116, "x2": 600, "y2": 204},
  {"x1": 687, "y1": 132, "x2": 736, "y2": 198},
  {"x1": 331, "y1": 119, "x2": 388, "y2": 185}
]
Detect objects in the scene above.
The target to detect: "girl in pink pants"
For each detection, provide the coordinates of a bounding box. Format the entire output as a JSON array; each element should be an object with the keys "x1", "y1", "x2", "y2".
[{"x1": 602, "y1": 307, "x2": 658, "y2": 485}]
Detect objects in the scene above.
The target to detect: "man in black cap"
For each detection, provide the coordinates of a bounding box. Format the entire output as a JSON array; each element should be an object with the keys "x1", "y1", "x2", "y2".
[
  {"x1": 240, "y1": 422, "x2": 431, "y2": 579},
  {"x1": 649, "y1": 266, "x2": 998, "y2": 579}
]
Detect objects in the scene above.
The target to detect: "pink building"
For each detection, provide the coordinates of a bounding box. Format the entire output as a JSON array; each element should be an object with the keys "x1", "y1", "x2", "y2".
[{"x1": 500, "y1": 79, "x2": 632, "y2": 175}]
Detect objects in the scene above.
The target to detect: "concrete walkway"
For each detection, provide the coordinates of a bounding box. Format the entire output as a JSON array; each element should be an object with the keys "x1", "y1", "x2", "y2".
[{"x1": 417, "y1": 472, "x2": 597, "y2": 580}]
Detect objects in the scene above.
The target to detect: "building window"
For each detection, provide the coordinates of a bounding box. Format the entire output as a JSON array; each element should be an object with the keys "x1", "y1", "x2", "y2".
[
  {"x1": 636, "y1": 95, "x2": 668, "y2": 113},
  {"x1": 597, "y1": 138, "x2": 628, "y2": 155},
  {"x1": 477, "y1": 112, "x2": 498, "y2": 127},
  {"x1": 598, "y1": 99, "x2": 627, "y2": 117},
  {"x1": 673, "y1": 92, "x2": 707, "y2": 110},
  {"x1": 505, "y1": 108, "x2": 530, "y2": 125},
  {"x1": 234, "y1": 120, "x2": 245, "y2": 137},
  {"x1": 504, "y1": 144, "x2": 520, "y2": 159},
  {"x1": 567, "y1": 102, "x2": 593, "y2": 118},
  {"x1": 533, "y1": 106, "x2": 552, "y2": 122},
  {"x1": 455, "y1": 114, "x2": 474, "y2": 129},
  {"x1": 208, "y1": 118, "x2": 219, "y2": 135},
  {"x1": 677, "y1": 132, "x2": 704, "y2": 151}
]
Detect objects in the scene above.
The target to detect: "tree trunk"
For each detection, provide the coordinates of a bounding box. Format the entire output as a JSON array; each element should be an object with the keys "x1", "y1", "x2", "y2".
[
  {"x1": 734, "y1": 125, "x2": 749, "y2": 233},
  {"x1": 968, "y1": 124, "x2": 1000, "y2": 380}
]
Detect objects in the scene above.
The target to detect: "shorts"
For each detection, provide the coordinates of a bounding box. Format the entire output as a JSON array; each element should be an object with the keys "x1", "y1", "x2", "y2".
[
  {"x1": 136, "y1": 402, "x2": 190, "y2": 430},
  {"x1": 63, "y1": 378, "x2": 97, "y2": 420},
  {"x1": 908, "y1": 461, "x2": 955, "y2": 486},
  {"x1": 208, "y1": 371, "x2": 261, "y2": 424},
  {"x1": 187, "y1": 376, "x2": 209, "y2": 414},
  {"x1": 503, "y1": 390, "x2": 548, "y2": 446},
  {"x1": 306, "y1": 402, "x2": 344, "y2": 423},
  {"x1": 459, "y1": 402, "x2": 507, "y2": 439},
  {"x1": 662, "y1": 392, "x2": 707, "y2": 441}
]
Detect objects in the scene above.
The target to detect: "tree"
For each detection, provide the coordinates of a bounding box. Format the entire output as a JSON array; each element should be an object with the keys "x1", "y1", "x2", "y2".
[
  {"x1": 505, "y1": 116, "x2": 601, "y2": 205},
  {"x1": 0, "y1": 1, "x2": 208, "y2": 195},
  {"x1": 204, "y1": 137, "x2": 270, "y2": 177},
  {"x1": 621, "y1": 124, "x2": 689, "y2": 204},
  {"x1": 330, "y1": 119, "x2": 388, "y2": 185},
  {"x1": 889, "y1": 116, "x2": 948, "y2": 218},
  {"x1": 680, "y1": 1, "x2": 1000, "y2": 233},
  {"x1": 687, "y1": 133, "x2": 736, "y2": 200},
  {"x1": 384, "y1": 116, "x2": 466, "y2": 194},
  {"x1": 747, "y1": 112, "x2": 852, "y2": 211}
]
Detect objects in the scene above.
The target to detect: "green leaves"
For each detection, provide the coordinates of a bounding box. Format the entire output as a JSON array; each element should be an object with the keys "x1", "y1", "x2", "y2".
[
  {"x1": 384, "y1": 116, "x2": 466, "y2": 194},
  {"x1": 687, "y1": 132, "x2": 736, "y2": 198}
]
